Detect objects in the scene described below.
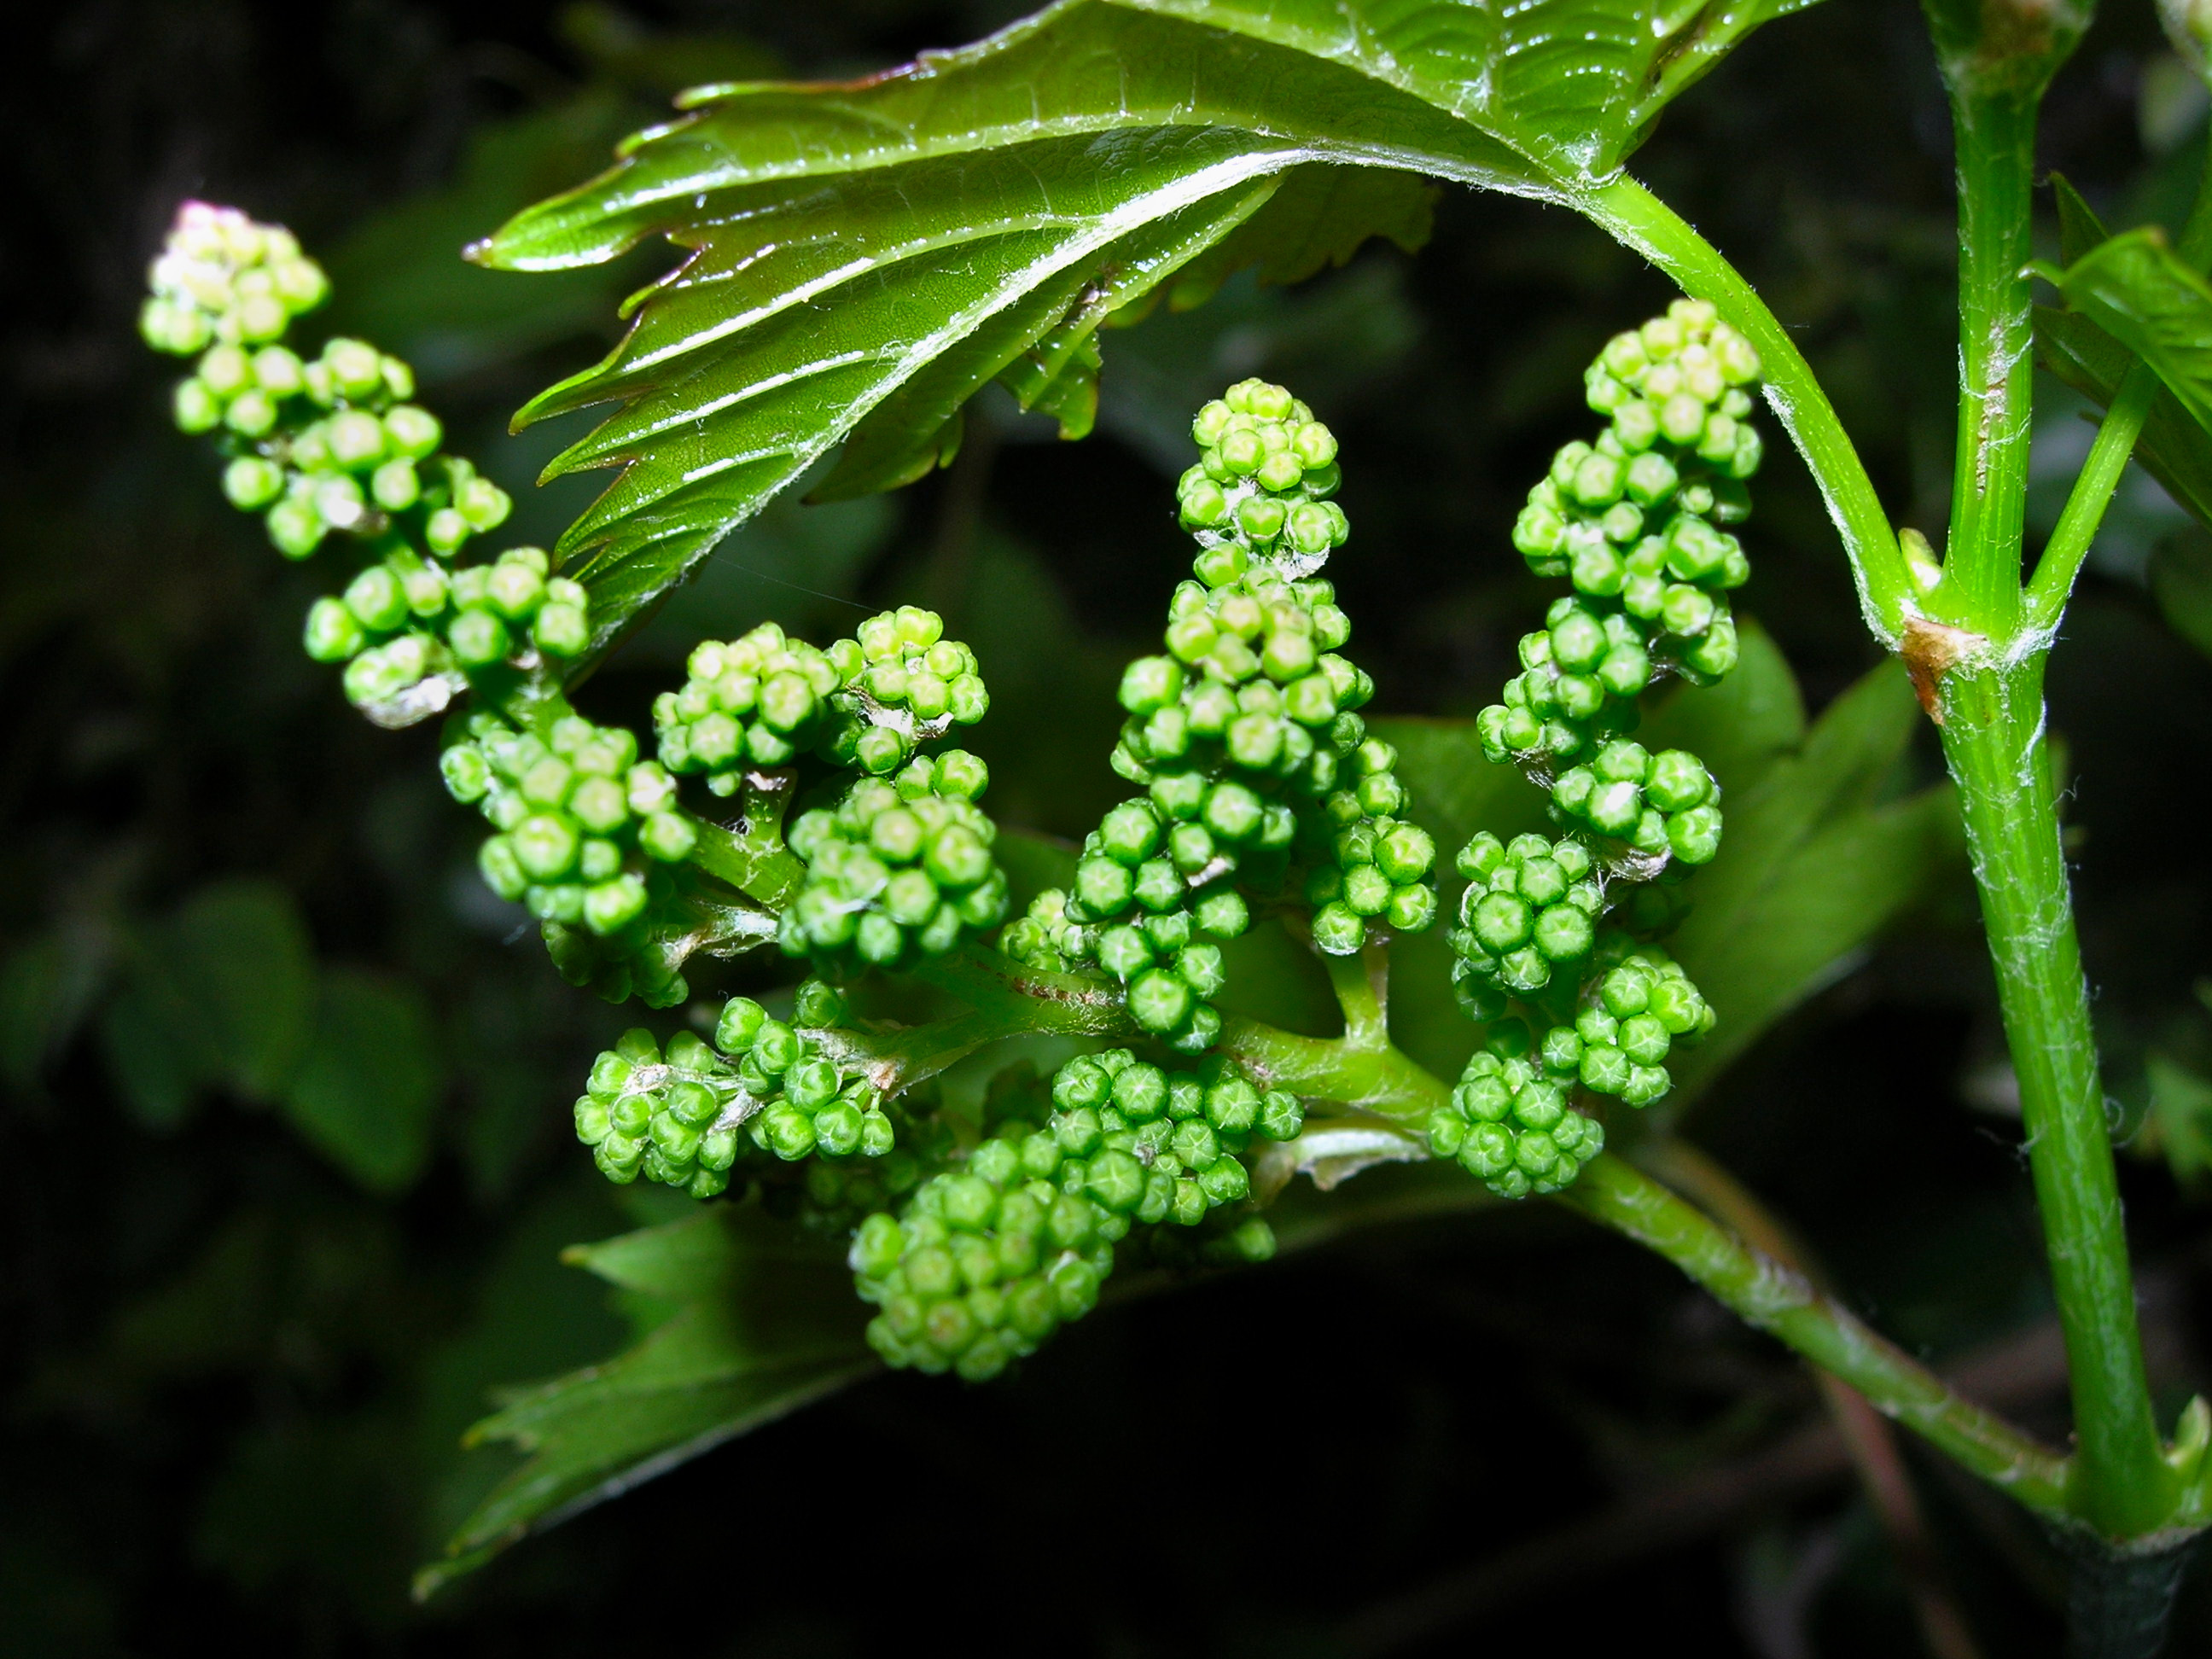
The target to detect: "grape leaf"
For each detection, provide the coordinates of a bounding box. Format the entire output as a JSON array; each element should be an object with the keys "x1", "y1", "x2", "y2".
[
  {"x1": 1664, "y1": 660, "x2": 1965, "y2": 1104},
  {"x1": 2033, "y1": 182, "x2": 2212, "y2": 537},
  {"x1": 2040, "y1": 227, "x2": 2212, "y2": 439},
  {"x1": 475, "y1": 0, "x2": 1817, "y2": 653},
  {"x1": 2036, "y1": 306, "x2": 2212, "y2": 538},
  {"x1": 416, "y1": 1204, "x2": 872, "y2": 1597},
  {"x1": 1120, "y1": 0, "x2": 1820, "y2": 179},
  {"x1": 280, "y1": 968, "x2": 444, "y2": 1194},
  {"x1": 163, "y1": 880, "x2": 317, "y2": 1104},
  {"x1": 1164, "y1": 165, "x2": 1439, "y2": 309}
]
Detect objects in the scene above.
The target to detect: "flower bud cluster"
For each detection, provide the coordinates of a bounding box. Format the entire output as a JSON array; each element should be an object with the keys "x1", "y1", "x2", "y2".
[
  {"x1": 170, "y1": 323, "x2": 515, "y2": 564},
  {"x1": 1550, "y1": 950, "x2": 1713, "y2": 1107},
  {"x1": 1007, "y1": 381, "x2": 1433, "y2": 1054},
  {"x1": 781, "y1": 753, "x2": 1010, "y2": 968},
  {"x1": 573, "y1": 1028, "x2": 748, "y2": 1198},
  {"x1": 655, "y1": 623, "x2": 847, "y2": 787},
  {"x1": 999, "y1": 789, "x2": 1254, "y2": 1053},
  {"x1": 821, "y1": 607, "x2": 990, "y2": 774},
  {"x1": 306, "y1": 544, "x2": 589, "y2": 725},
  {"x1": 1447, "y1": 832, "x2": 1604, "y2": 1013},
  {"x1": 1114, "y1": 576, "x2": 1367, "y2": 794},
  {"x1": 852, "y1": 1048, "x2": 1299, "y2": 1379},
  {"x1": 1484, "y1": 300, "x2": 1761, "y2": 863},
  {"x1": 1445, "y1": 304, "x2": 1751, "y2": 1201},
  {"x1": 140, "y1": 202, "x2": 329, "y2": 353},
  {"x1": 1301, "y1": 736, "x2": 1440, "y2": 952},
  {"x1": 1426, "y1": 1024, "x2": 1608, "y2": 1200},
  {"x1": 717, "y1": 982, "x2": 898, "y2": 1163},
  {"x1": 655, "y1": 607, "x2": 990, "y2": 794},
  {"x1": 1174, "y1": 378, "x2": 1349, "y2": 581},
  {"x1": 143, "y1": 201, "x2": 583, "y2": 740},
  {"x1": 442, "y1": 710, "x2": 698, "y2": 989}
]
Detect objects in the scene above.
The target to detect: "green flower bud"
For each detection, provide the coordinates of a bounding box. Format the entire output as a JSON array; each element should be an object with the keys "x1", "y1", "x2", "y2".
[{"x1": 301, "y1": 597, "x2": 364, "y2": 663}]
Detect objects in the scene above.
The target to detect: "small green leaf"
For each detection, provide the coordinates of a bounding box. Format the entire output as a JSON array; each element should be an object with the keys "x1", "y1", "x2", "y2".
[
  {"x1": 1165, "y1": 164, "x2": 1437, "y2": 309},
  {"x1": 98, "y1": 970, "x2": 220, "y2": 1131},
  {"x1": 2051, "y1": 172, "x2": 2110, "y2": 267},
  {"x1": 282, "y1": 968, "x2": 444, "y2": 1193},
  {"x1": 2043, "y1": 227, "x2": 2212, "y2": 438},
  {"x1": 2035, "y1": 304, "x2": 2212, "y2": 535},
  {"x1": 0, "y1": 927, "x2": 108, "y2": 1091},
  {"x1": 1665, "y1": 661, "x2": 1965, "y2": 1103},
  {"x1": 419, "y1": 1204, "x2": 873, "y2": 1597}
]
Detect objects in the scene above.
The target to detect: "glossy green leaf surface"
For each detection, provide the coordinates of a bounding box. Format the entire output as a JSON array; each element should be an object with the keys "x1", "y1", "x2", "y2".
[
  {"x1": 420, "y1": 1204, "x2": 872, "y2": 1595},
  {"x1": 1665, "y1": 659, "x2": 1964, "y2": 1103},
  {"x1": 2043, "y1": 227, "x2": 2212, "y2": 439},
  {"x1": 1121, "y1": 0, "x2": 1820, "y2": 180},
  {"x1": 478, "y1": 0, "x2": 1815, "y2": 652}
]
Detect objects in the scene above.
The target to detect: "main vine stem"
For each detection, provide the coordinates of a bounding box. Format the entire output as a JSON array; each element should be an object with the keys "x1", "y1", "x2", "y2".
[
  {"x1": 1582, "y1": 118, "x2": 2179, "y2": 1551},
  {"x1": 1939, "y1": 658, "x2": 2172, "y2": 1537},
  {"x1": 1934, "y1": 79, "x2": 2172, "y2": 1547}
]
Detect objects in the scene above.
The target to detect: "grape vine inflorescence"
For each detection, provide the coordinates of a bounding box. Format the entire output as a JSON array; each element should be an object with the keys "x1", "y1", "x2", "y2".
[
  {"x1": 1003, "y1": 378, "x2": 1439, "y2": 1057},
  {"x1": 144, "y1": 201, "x2": 1749, "y2": 1384},
  {"x1": 1437, "y1": 300, "x2": 1755, "y2": 1197},
  {"x1": 851, "y1": 1049, "x2": 1297, "y2": 1378}
]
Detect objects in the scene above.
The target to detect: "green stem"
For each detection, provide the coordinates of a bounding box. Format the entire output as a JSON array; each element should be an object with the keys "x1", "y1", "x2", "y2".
[
  {"x1": 1581, "y1": 175, "x2": 1915, "y2": 643},
  {"x1": 908, "y1": 942, "x2": 1132, "y2": 1036},
  {"x1": 1220, "y1": 1012, "x2": 1445, "y2": 1121},
  {"x1": 1937, "y1": 660, "x2": 2174, "y2": 1535},
  {"x1": 1558, "y1": 1151, "x2": 2072, "y2": 1516},
  {"x1": 916, "y1": 944, "x2": 2068, "y2": 1514},
  {"x1": 2023, "y1": 364, "x2": 2158, "y2": 633},
  {"x1": 1322, "y1": 940, "x2": 1391, "y2": 1050},
  {"x1": 684, "y1": 772, "x2": 804, "y2": 905},
  {"x1": 1941, "y1": 90, "x2": 2040, "y2": 637}
]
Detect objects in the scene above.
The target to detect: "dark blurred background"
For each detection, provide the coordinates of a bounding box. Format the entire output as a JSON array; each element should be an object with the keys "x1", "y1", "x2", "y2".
[{"x1": 9, "y1": 1, "x2": 2212, "y2": 1654}]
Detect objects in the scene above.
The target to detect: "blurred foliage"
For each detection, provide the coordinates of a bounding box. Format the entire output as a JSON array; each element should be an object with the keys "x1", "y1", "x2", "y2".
[{"x1": 9, "y1": 1, "x2": 2212, "y2": 1656}]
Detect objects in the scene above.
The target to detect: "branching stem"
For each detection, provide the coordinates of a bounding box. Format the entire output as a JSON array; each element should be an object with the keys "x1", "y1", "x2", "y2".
[
  {"x1": 2023, "y1": 131, "x2": 2212, "y2": 634},
  {"x1": 1559, "y1": 1152, "x2": 2072, "y2": 1516},
  {"x1": 2023, "y1": 364, "x2": 2158, "y2": 634},
  {"x1": 902, "y1": 939, "x2": 2066, "y2": 1512},
  {"x1": 1580, "y1": 176, "x2": 1917, "y2": 644}
]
